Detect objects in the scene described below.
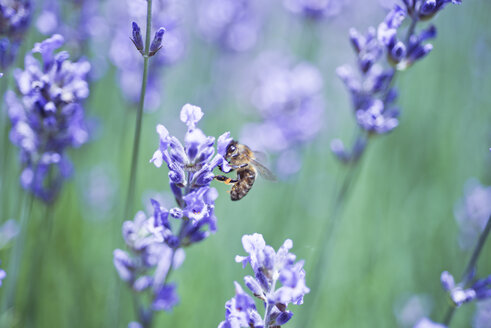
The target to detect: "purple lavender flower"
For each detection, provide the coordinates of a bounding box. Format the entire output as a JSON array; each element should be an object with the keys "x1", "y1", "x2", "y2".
[
  {"x1": 0, "y1": 0, "x2": 32, "y2": 69},
  {"x1": 219, "y1": 234, "x2": 309, "y2": 328},
  {"x1": 107, "y1": 0, "x2": 185, "y2": 111},
  {"x1": 333, "y1": 0, "x2": 460, "y2": 162},
  {"x1": 240, "y1": 53, "x2": 324, "y2": 176},
  {"x1": 117, "y1": 104, "x2": 233, "y2": 325},
  {"x1": 113, "y1": 209, "x2": 185, "y2": 310},
  {"x1": 196, "y1": 0, "x2": 261, "y2": 52},
  {"x1": 454, "y1": 179, "x2": 491, "y2": 249},
  {"x1": 283, "y1": 0, "x2": 343, "y2": 20},
  {"x1": 413, "y1": 318, "x2": 446, "y2": 328},
  {"x1": 0, "y1": 261, "x2": 5, "y2": 287},
  {"x1": 7, "y1": 34, "x2": 90, "y2": 202},
  {"x1": 474, "y1": 299, "x2": 491, "y2": 328},
  {"x1": 441, "y1": 271, "x2": 491, "y2": 307},
  {"x1": 36, "y1": 0, "x2": 108, "y2": 63}
]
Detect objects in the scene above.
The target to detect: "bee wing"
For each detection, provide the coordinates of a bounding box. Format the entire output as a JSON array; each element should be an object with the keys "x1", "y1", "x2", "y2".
[
  {"x1": 252, "y1": 150, "x2": 268, "y2": 163},
  {"x1": 251, "y1": 159, "x2": 277, "y2": 182}
]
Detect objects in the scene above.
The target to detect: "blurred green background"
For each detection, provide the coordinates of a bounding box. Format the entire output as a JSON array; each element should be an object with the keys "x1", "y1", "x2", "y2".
[{"x1": 1, "y1": 0, "x2": 491, "y2": 327}]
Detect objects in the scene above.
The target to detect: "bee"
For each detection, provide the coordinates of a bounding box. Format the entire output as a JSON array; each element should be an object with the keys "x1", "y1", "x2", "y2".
[{"x1": 214, "y1": 140, "x2": 276, "y2": 201}]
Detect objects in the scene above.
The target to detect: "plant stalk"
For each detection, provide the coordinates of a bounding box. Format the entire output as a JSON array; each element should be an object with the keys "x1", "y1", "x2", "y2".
[{"x1": 124, "y1": 0, "x2": 153, "y2": 221}]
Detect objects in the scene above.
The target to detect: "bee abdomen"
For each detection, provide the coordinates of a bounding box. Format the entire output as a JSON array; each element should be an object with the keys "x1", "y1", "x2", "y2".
[{"x1": 231, "y1": 169, "x2": 256, "y2": 201}]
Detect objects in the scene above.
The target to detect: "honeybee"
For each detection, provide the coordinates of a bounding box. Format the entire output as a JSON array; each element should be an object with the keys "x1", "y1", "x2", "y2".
[{"x1": 215, "y1": 140, "x2": 276, "y2": 201}]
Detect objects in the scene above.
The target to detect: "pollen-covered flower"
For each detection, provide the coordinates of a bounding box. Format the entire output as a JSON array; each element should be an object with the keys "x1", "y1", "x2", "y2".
[
  {"x1": 454, "y1": 179, "x2": 491, "y2": 249},
  {"x1": 240, "y1": 53, "x2": 324, "y2": 176},
  {"x1": 196, "y1": 0, "x2": 261, "y2": 52},
  {"x1": 0, "y1": 0, "x2": 32, "y2": 69},
  {"x1": 7, "y1": 34, "x2": 90, "y2": 202},
  {"x1": 219, "y1": 234, "x2": 309, "y2": 328}
]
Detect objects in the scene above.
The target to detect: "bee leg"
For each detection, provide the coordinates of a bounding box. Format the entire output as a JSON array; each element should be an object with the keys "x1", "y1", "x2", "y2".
[
  {"x1": 229, "y1": 163, "x2": 248, "y2": 169},
  {"x1": 214, "y1": 175, "x2": 238, "y2": 185}
]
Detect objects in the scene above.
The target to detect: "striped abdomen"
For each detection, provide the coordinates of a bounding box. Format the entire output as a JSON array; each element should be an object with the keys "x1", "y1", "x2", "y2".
[{"x1": 230, "y1": 168, "x2": 256, "y2": 201}]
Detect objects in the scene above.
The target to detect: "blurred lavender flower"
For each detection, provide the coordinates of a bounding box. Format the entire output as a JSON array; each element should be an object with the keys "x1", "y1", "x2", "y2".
[
  {"x1": 7, "y1": 34, "x2": 90, "y2": 202},
  {"x1": 117, "y1": 104, "x2": 232, "y2": 326},
  {"x1": 413, "y1": 318, "x2": 446, "y2": 328},
  {"x1": 283, "y1": 0, "x2": 343, "y2": 20},
  {"x1": 0, "y1": 0, "x2": 32, "y2": 69},
  {"x1": 394, "y1": 294, "x2": 433, "y2": 328},
  {"x1": 0, "y1": 262, "x2": 5, "y2": 287},
  {"x1": 218, "y1": 233, "x2": 309, "y2": 328},
  {"x1": 196, "y1": 0, "x2": 261, "y2": 52},
  {"x1": 107, "y1": 0, "x2": 185, "y2": 111},
  {"x1": 36, "y1": 0, "x2": 109, "y2": 80},
  {"x1": 241, "y1": 54, "x2": 324, "y2": 176},
  {"x1": 454, "y1": 179, "x2": 491, "y2": 249},
  {"x1": 333, "y1": 0, "x2": 460, "y2": 162},
  {"x1": 113, "y1": 210, "x2": 185, "y2": 313},
  {"x1": 441, "y1": 271, "x2": 491, "y2": 307},
  {"x1": 0, "y1": 219, "x2": 19, "y2": 249},
  {"x1": 474, "y1": 299, "x2": 491, "y2": 328}
]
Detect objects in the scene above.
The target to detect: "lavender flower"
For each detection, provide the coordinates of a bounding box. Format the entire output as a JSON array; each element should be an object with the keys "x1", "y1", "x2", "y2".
[
  {"x1": 196, "y1": 0, "x2": 261, "y2": 52},
  {"x1": 441, "y1": 271, "x2": 491, "y2": 307},
  {"x1": 107, "y1": 0, "x2": 185, "y2": 111},
  {"x1": 7, "y1": 34, "x2": 90, "y2": 202},
  {"x1": 283, "y1": 0, "x2": 343, "y2": 20},
  {"x1": 36, "y1": 0, "x2": 108, "y2": 64},
  {"x1": 474, "y1": 299, "x2": 491, "y2": 328},
  {"x1": 454, "y1": 179, "x2": 491, "y2": 249},
  {"x1": 116, "y1": 104, "x2": 232, "y2": 326},
  {"x1": 413, "y1": 318, "x2": 446, "y2": 328},
  {"x1": 218, "y1": 234, "x2": 309, "y2": 328},
  {"x1": 240, "y1": 54, "x2": 324, "y2": 176},
  {"x1": 0, "y1": 0, "x2": 31, "y2": 69},
  {"x1": 113, "y1": 210, "x2": 185, "y2": 312},
  {"x1": 334, "y1": 0, "x2": 460, "y2": 162}
]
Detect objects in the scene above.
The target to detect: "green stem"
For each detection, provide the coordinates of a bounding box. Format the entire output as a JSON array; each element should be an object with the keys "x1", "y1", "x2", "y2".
[
  {"x1": 124, "y1": 0, "x2": 153, "y2": 221},
  {"x1": 299, "y1": 134, "x2": 368, "y2": 328},
  {"x1": 24, "y1": 201, "x2": 56, "y2": 327},
  {"x1": 442, "y1": 214, "x2": 491, "y2": 326}
]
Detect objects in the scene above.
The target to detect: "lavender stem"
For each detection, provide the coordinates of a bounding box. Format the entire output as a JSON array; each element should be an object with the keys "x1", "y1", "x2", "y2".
[
  {"x1": 124, "y1": 0, "x2": 153, "y2": 220},
  {"x1": 442, "y1": 214, "x2": 491, "y2": 326}
]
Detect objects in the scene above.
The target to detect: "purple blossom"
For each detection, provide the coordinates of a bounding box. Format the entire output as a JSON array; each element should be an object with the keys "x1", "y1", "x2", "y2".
[
  {"x1": 0, "y1": 261, "x2": 5, "y2": 287},
  {"x1": 474, "y1": 299, "x2": 491, "y2": 328},
  {"x1": 117, "y1": 104, "x2": 232, "y2": 324},
  {"x1": 196, "y1": 0, "x2": 261, "y2": 52},
  {"x1": 333, "y1": 1, "x2": 460, "y2": 162},
  {"x1": 0, "y1": 0, "x2": 32, "y2": 69},
  {"x1": 240, "y1": 54, "x2": 324, "y2": 176},
  {"x1": 454, "y1": 179, "x2": 491, "y2": 249},
  {"x1": 113, "y1": 208, "x2": 185, "y2": 311},
  {"x1": 283, "y1": 0, "x2": 343, "y2": 20},
  {"x1": 7, "y1": 34, "x2": 90, "y2": 202},
  {"x1": 219, "y1": 234, "x2": 309, "y2": 328},
  {"x1": 441, "y1": 271, "x2": 491, "y2": 307},
  {"x1": 413, "y1": 318, "x2": 446, "y2": 328},
  {"x1": 107, "y1": 0, "x2": 185, "y2": 111}
]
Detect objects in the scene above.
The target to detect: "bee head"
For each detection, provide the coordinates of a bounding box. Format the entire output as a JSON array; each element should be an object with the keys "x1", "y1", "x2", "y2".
[{"x1": 225, "y1": 140, "x2": 239, "y2": 160}]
